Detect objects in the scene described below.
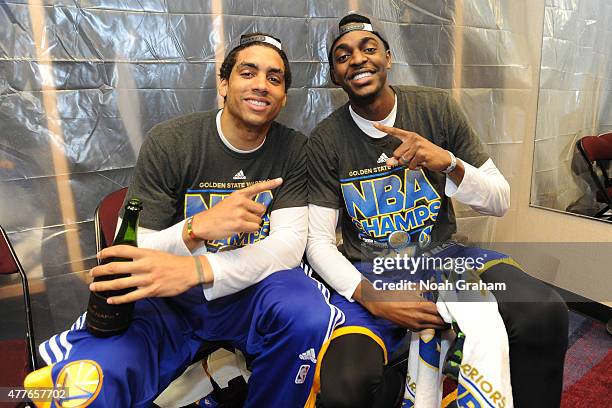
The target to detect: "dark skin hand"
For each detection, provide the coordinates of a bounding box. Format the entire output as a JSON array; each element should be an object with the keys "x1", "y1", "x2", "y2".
[
  {"x1": 352, "y1": 280, "x2": 448, "y2": 331},
  {"x1": 374, "y1": 122, "x2": 465, "y2": 185}
]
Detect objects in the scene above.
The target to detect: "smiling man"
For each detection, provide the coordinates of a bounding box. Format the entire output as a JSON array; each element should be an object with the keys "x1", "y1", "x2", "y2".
[
  {"x1": 25, "y1": 33, "x2": 342, "y2": 408},
  {"x1": 306, "y1": 13, "x2": 568, "y2": 408}
]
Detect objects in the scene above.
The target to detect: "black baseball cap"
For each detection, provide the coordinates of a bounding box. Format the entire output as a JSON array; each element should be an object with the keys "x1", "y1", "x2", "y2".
[
  {"x1": 239, "y1": 33, "x2": 282, "y2": 51},
  {"x1": 328, "y1": 12, "x2": 389, "y2": 61}
]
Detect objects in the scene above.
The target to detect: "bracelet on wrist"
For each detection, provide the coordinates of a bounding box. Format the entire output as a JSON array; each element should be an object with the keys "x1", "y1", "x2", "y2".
[
  {"x1": 193, "y1": 256, "x2": 205, "y2": 285},
  {"x1": 442, "y1": 150, "x2": 457, "y2": 174},
  {"x1": 186, "y1": 216, "x2": 202, "y2": 241}
]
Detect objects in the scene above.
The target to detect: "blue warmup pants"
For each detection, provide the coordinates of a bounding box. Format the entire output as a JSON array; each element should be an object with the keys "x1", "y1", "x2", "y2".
[
  {"x1": 318, "y1": 243, "x2": 567, "y2": 408},
  {"x1": 38, "y1": 268, "x2": 343, "y2": 408}
]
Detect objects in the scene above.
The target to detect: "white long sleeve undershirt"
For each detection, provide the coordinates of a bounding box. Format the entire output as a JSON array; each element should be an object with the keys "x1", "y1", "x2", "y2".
[
  {"x1": 306, "y1": 159, "x2": 510, "y2": 301},
  {"x1": 306, "y1": 205, "x2": 363, "y2": 300},
  {"x1": 445, "y1": 158, "x2": 510, "y2": 217},
  {"x1": 117, "y1": 205, "x2": 307, "y2": 301}
]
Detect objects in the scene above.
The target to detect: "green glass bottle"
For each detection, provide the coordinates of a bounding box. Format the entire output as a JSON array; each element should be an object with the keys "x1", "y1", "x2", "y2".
[{"x1": 86, "y1": 198, "x2": 142, "y2": 337}]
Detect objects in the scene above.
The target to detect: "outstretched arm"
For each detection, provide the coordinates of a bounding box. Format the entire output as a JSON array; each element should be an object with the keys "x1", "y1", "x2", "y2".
[
  {"x1": 91, "y1": 204, "x2": 307, "y2": 304},
  {"x1": 306, "y1": 204, "x2": 446, "y2": 331},
  {"x1": 93, "y1": 178, "x2": 309, "y2": 303}
]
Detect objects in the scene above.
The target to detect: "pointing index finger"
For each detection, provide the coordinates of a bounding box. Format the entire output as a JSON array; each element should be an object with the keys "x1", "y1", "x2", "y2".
[
  {"x1": 373, "y1": 123, "x2": 410, "y2": 142},
  {"x1": 236, "y1": 177, "x2": 283, "y2": 198}
]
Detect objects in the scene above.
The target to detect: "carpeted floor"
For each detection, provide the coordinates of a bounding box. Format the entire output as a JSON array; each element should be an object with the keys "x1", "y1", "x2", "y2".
[{"x1": 561, "y1": 311, "x2": 612, "y2": 407}]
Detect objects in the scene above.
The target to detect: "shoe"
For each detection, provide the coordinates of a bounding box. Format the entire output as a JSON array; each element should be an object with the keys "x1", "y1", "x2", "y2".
[
  {"x1": 190, "y1": 376, "x2": 248, "y2": 408},
  {"x1": 442, "y1": 325, "x2": 466, "y2": 381}
]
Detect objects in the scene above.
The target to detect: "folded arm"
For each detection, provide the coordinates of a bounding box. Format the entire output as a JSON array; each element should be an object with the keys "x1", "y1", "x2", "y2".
[{"x1": 374, "y1": 122, "x2": 510, "y2": 217}]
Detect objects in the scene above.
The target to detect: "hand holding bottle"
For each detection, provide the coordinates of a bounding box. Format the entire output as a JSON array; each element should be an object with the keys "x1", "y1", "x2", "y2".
[
  {"x1": 86, "y1": 198, "x2": 142, "y2": 337},
  {"x1": 90, "y1": 246, "x2": 210, "y2": 305}
]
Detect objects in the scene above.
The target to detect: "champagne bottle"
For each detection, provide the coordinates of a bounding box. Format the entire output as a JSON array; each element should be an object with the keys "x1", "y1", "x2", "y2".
[{"x1": 86, "y1": 198, "x2": 142, "y2": 337}]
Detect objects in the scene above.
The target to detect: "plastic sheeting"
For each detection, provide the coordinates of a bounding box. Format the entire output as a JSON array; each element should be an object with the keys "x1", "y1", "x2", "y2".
[
  {"x1": 531, "y1": 0, "x2": 612, "y2": 215},
  {"x1": 0, "y1": 0, "x2": 536, "y2": 343}
]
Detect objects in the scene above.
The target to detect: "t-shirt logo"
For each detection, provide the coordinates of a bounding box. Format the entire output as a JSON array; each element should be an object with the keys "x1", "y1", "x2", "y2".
[
  {"x1": 184, "y1": 188, "x2": 273, "y2": 252},
  {"x1": 340, "y1": 167, "x2": 441, "y2": 249},
  {"x1": 233, "y1": 170, "x2": 246, "y2": 180},
  {"x1": 377, "y1": 153, "x2": 389, "y2": 164}
]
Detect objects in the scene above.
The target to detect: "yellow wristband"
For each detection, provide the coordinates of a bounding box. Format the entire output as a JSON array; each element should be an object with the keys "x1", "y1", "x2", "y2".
[{"x1": 186, "y1": 216, "x2": 202, "y2": 241}]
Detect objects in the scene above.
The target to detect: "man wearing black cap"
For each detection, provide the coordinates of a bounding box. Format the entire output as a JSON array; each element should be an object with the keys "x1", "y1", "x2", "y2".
[
  {"x1": 26, "y1": 33, "x2": 341, "y2": 407},
  {"x1": 306, "y1": 12, "x2": 568, "y2": 408}
]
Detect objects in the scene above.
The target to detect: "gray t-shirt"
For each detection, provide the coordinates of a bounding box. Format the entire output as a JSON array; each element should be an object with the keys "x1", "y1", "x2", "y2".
[
  {"x1": 125, "y1": 110, "x2": 307, "y2": 252},
  {"x1": 308, "y1": 85, "x2": 489, "y2": 261}
]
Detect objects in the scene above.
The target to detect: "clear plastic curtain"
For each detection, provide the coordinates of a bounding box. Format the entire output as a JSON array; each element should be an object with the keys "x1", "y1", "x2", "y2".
[
  {"x1": 0, "y1": 0, "x2": 537, "y2": 341},
  {"x1": 531, "y1": 0, "x2": 612, "y2": 214}
]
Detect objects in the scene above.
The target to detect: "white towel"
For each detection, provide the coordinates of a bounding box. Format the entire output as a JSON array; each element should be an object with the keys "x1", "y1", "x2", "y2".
[{"x1": 402, "y1": 282, "x2": 513, "y2": 408}]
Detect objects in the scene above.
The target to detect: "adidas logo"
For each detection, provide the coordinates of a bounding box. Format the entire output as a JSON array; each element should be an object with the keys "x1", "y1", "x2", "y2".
[
  {"x1": 377, "y1": 153, "x2": 389, "y2": 164},
  {"x1": 233, "y1": 170, "x2": 246, "y2": 180},
  {"x1": 299, "y1": 348, "x2": 317, "y2": 364}
]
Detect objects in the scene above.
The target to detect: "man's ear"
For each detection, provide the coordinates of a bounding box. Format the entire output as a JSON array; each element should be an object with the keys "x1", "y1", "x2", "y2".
[
  {"x1": 219, "y1": 78, "x2": 228, "y2": 99},
  {"x1": 385, "y1": 49, "x2": 392, "y2": 70}
]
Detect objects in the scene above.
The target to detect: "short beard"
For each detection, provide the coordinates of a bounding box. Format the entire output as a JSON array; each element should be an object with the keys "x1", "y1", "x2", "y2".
[{"x1": 343, "y1": 82, "x2": 383, "y2": 105}]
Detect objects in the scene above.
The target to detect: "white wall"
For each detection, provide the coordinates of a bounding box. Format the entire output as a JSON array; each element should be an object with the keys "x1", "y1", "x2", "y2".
[{"x1": 490, "y1": 0, "x2": 611, "y2": 306}]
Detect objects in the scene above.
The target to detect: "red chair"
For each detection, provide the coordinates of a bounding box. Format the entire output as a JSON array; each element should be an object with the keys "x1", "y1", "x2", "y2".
[
  {"x1": 0, "y1": 225, "x2": 37, "y2": 390},
  {"x1": 576, "y1": 133, "x2": 612, "y2": 219}
]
